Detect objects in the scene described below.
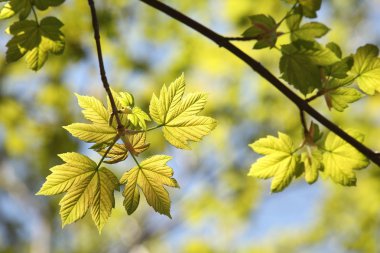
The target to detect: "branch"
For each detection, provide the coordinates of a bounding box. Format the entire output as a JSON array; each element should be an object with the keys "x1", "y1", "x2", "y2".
[
  {"x1": 87, "y1": 0, "x2": 123, "y2": 132},
  {"x1": 139, "y1": 0, "x2": 380, "y2": 167}
]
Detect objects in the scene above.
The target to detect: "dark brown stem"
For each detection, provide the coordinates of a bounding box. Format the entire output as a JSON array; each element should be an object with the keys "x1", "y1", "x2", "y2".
[
  {"x1": 87, "y1": 0, "x2": 123, "y2": 132},
  {"x1": 225, "y1": 36, "x2": 259, "y2": 41},
  {"x1": 139, "y1": 0, "x2": 380, "y2": 167},
  {"x1": 300, "y1": 110, "x2": 308, "y2": 136}
]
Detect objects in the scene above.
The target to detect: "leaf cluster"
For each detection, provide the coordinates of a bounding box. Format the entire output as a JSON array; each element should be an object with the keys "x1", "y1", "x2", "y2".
[
  {"x1": 37, "y1": 74, "x2": 217, "y2": 232},
  {"x1": 0, "y1": 0, "x2": 65, "y2": 70}
]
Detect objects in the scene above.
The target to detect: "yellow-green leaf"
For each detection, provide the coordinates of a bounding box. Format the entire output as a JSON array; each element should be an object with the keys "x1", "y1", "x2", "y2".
[
  {"x1": 322, "y1": 129, "x2": 369, "y2": 186},
  {"x1": 301, "y1": 149, "x2": 322, "y2": 184},
  {"x1": 149, "y1": 74, "x2": 217, "y2": 149},
  {"x1": 75, "y1": 93, "x2": 109, "y2": 125},
  {"x1": 325, "y1": 87, "x2": 363, "y2": 112},
  {"x1": 120, "y1": 155, "x2": 179, "y2": 217},
  {"x1": 248, "y1": 132, "x2": 299, "y2": 193},
  {"x1": 63, "y1": 123, "x2": 116, "y2": 144},
  {"x1": 91, "y1": 167, "x2": 119, "y2": 233},
  {"x1": 348, "y1": 44, "x2": 380, "y2": 95},
  {"x1": 36, "y1": 152, "x2": 96, "y2": 195}
]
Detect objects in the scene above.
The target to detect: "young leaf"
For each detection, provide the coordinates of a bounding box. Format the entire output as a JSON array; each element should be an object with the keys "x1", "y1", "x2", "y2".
[
  {"x1": 120, "y1": 155, "x2": 179, "y2": 217},
  {"x1": 291, "y1": 22, "x2": 329, "y2": 41},
  {"x1": 325, "y1": 87, "x2": 363, "y2": 112},
  {"x1": 76, "y1": 93, "x2": 110, "y2": 125},
  {"x1": 348, "y1": 44, "x2": 380, "y2": 95},
  {"x1": 322, "y1": 130, "x2": 369, "y2": 186},
  {"x1": 128, "y1": 107, "x2": 151, "y2": 130},
  {"x1": 301, "y1": 149, "x2": 322, "y2": 184},
  {"x1": 242, "y1": 14, "x2": 278, "y2": 49},
  {"x1": 6, "y1": 17, "x2": 65, "y2": 71},
  {"x1": 37, "y1": 153, "x2": 119, "y2": 232},
  {"x1": 63, "y1": 123, "x2": 116, "y2": 144},
  {"x1": 149, "y1": 74, "x2": 217, "y2": 149},
  {"x1": 299, "y1": 0, "x2": 322, "y2": 18},
  {"x1": 248, "y1": 132, "x2": 299, "y2": 193}
]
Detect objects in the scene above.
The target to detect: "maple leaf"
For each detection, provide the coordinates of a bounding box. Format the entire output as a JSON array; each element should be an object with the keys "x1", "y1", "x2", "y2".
[
  {"x1": 149, "y1": 74, "x2": 217, "y2": 149},
  {"x1": 120, "y1": 155, "x2": 179, "y2": 217}
]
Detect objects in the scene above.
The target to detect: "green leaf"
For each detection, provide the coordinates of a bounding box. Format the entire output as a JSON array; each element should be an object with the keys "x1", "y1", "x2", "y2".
[
  {"x1": 149, "y1": 74, "x2": 217, "y2": 149},
  {"x1": 299, "y1": 0, "x2": 322, "y2": 18},
  {"x1": 325, "y1": 87, "x2": 363, "y2": 112},
  {"x1": 6, "y1": 17, "x2": 65, "y2": 71},
  {"x1": 63, "y1": 123, "x2": 116, "y2": 144},
  {"x1": 0, "y1": 0, "x2": 31, "y2": 20},
  {"x1": 37, "y1": 153, "x2": 119, "y2": 232},
  {"x1": 348, "y1": 44, "x2": 380, "y2": 95},
  {"x1": 248, "y1": 132, "x2": 299, "y2": 193},
  {"x1": 120, "y1": 155, "x2": 179, "y2": 217},
  {"x1": 33, "y1": 0, "x2": 65, "y2": 11},
  {"x1": 301, "y1": 149, "x2": 322, "y2": 184},
  {"x1": 286, "y1": 12, "x2": 302, "y2": 32},
  {"x1": 324, "y1": 56, "x2": 354, "y2": 79},
  {"x1": 107, "y1": 89, "x2": 131, "y2": 127},
  {"x1": 75, "y1": 93, "x2": 109, "y2": 126},
  {"x1": 242, "y1": 14, "x2": 278, "y2": 49},
  {"x1": 291, "y1": 22, "x2": 329, "y2": 41},
  {"x1": 322, "y1": 130, "x2": 369, "y2": 186},
  {"x1": 326, "y1": 42, "x2": 342, "y2": 58},
  {"x1": 280, "y1": 41, "x2": 340, "y2": 94}
]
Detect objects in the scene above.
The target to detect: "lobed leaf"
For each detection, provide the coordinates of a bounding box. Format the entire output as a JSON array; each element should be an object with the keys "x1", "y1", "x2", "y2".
[
  {"x1": 120, "y1": 155, "x2": 179, "y2": 217},
  {"x1": 322, "y1": 129, "x2": 369, "y2": 186},
  {"x1": 149, "y1": 74, "x2": 217, "y2": 149},
  {"x1": 248, "y1": 132, "x2": 299, "y2": 193},
  {"x1": 63, "y1": 123, "x2": 116, "y2": 144}
]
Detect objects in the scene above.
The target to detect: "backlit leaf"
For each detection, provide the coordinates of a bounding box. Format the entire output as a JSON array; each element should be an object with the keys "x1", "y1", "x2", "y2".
[
  {"x1": 248, "y1": 132, "x2": 299, "y2": 193},
  {"x1": 63, "y1": 123, "x2": 116, "y2": 144},
  {"x1": 242, "y1": 14, "x2": 278, "y2": 49},
  {"x1": 291, "y1": 22, "x2": 329, "y2": 41},
  {"x1": 322, "y1": 130, "x2": 369, "y2": 186},
  {"x1": 348, "y1": 44, "x2": 380, "y2": 95},
  {"x1": 149, "y1": 74, "x2": 217, "y2": 149},
  {"x1": 120, "y1": 155, "x2": 179, "y2": 217},
  {"x1": 325, "y1": 87, "x2": 363, "y2": 112},
  {"x1": 75, "y1": 93, "x2": 109, "y2": 125}
]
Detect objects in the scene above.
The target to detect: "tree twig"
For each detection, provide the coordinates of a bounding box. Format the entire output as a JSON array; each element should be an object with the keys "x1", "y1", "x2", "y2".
[
  {"x1": 87, "y1": 0, "x2": 123, "y2": 132},
  {"x1": 139, "y1": 0, "x2": 380, "y2": 167}
]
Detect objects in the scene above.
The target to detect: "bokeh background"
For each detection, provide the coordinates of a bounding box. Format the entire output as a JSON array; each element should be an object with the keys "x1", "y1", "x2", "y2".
[{"x1": 0, "y1": 0, "x2": 380, "y2": 252}]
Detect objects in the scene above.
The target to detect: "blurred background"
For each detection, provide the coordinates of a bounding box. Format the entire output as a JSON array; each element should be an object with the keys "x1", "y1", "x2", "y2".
[{"x1": 0, "y1": 0, "x2": 380, "y2": 252}]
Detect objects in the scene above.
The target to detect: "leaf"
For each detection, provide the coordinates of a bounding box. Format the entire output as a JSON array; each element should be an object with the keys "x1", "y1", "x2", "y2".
[
  {"x1": 6, "y1": 17, "x2": 65, "y2": 71},
  {"x1": 36, "y1": 152, "x2": 97, "y2": 195},
  {"x1": 348, "y1": 44, "x2": 380, "y2": 95},
  {"x1": 242, "y1": 14, "x2": 278, "y2": 49},
  {"x1": 324, "y1": 56, "x2": 354, "y2": 79},
  {"x1": 75, "y1": 94, "x2": 109, "y2": 126},
  {"x1": 37, "y1": 153, "x2": 118, "y2": 232},
  {"x1": 33, "y1": 0, "x2": 65, "y2": 11},
  {"x1": 325, "y1": 87, "x2": 363, "y2": 112},
  {"x1": 322, "y1": 130, "x2": 369, "y2": 186},
  {"x1": 63, "y1": 123, "x2": 116, "y2": 144},
  {"x1": 280, "y1": 41, "x2": 340, "y2": 94},
  {"x1": 128, "y1": 106, "x2": 151, "y2": 130},
  {"x1": 107, "y1": 89, "x2": 131, "y2": 127},
  {"x1": 97, "y1": 132, "x2": 150, "y2": 163},
  {"x1": 301, "y1": 149, "x2": 322, "y2": 184},
  {"x1": 326, "y1": 42, "x2": 342, "y2": 58},
  {"x1": 149, "y1": 74, "x2": 217, "y2": 149},
  {"x1": 291, "y1": 22, "x2": 329, "y2": 41},
  {"x1": 0, "y1": 0, "x2": 31, "y2": 20},
  {"x1": 299, "y1": 0, "x2": 322, "y2": 18},
  {"x1": 91, "y1": 167, "x2": 119, "y2": 233},
  {"x1": 248, "y1": 132, "x2": 299, "y2": 193},
  {"x1": 120, "y1": 155, "x2": 179, "y2": 217}
]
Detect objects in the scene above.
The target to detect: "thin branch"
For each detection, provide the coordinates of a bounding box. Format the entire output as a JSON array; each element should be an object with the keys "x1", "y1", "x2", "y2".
[
  {"x1": 139, "y1": 0, "x2": 380, "y2": 167},
  {"x1": 225, "y1": 36, "x2": 259, "y2": 41},
  {"x1": 299, "y1": 110, "x2": 308, "y2": 136},
  {"x1": 95, "y1": 137, "x2": 119, "y2": 171},
  {"x1": 87, "y1": 0, "x2": 123, "y2": 132}
]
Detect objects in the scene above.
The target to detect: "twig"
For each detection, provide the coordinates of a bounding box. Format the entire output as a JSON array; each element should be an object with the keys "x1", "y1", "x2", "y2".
[
  {"x1": 87, "y1": 0, "x2": 123, "y2": 132},
  {"x1": 139, "y1": 0, "x2": 380, "y2": 167}
]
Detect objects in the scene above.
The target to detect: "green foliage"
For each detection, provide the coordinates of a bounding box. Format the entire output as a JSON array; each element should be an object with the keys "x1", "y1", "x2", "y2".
[
  {"x1": 37, "y1": 75, "x2": 216, "y2": 231},
  {"x1": 242, "y1": 14, "x2": 278, "y2": 49}
]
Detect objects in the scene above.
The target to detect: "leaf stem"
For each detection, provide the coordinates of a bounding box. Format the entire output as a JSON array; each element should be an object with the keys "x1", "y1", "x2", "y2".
[
  {"x1": 126, "y1": 124, "x2": 164, "y2": 134},
  {"x1": 96, "y1": 137, "x2": 119, "y2": 171},
  {"x1": 138, "y1": 0, "x2": 380, "y2": 167},
  {"x1": 130, "y1": 152, "x2": 142, "y2": 169},
  {"x1": 31, "y1": 6, "x2": 39, "y2": 24},
  {"x1": 87, "y1": 0, "x2": 123, "y2": 132}
]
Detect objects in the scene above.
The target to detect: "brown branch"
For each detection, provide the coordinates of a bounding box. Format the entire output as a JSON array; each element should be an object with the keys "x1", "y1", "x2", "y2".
[
  {"x1": 139, "y1": 0, "x2": 380, "y2": 167},
  {"x1": 87, "y1": 0, "x2": 123, "y2": 132}
]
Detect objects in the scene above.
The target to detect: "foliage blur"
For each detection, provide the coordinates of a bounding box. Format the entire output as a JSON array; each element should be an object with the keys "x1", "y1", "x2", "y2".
[{"x1": 0, "y1": 0, "x2": 379, "y2": 252}]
